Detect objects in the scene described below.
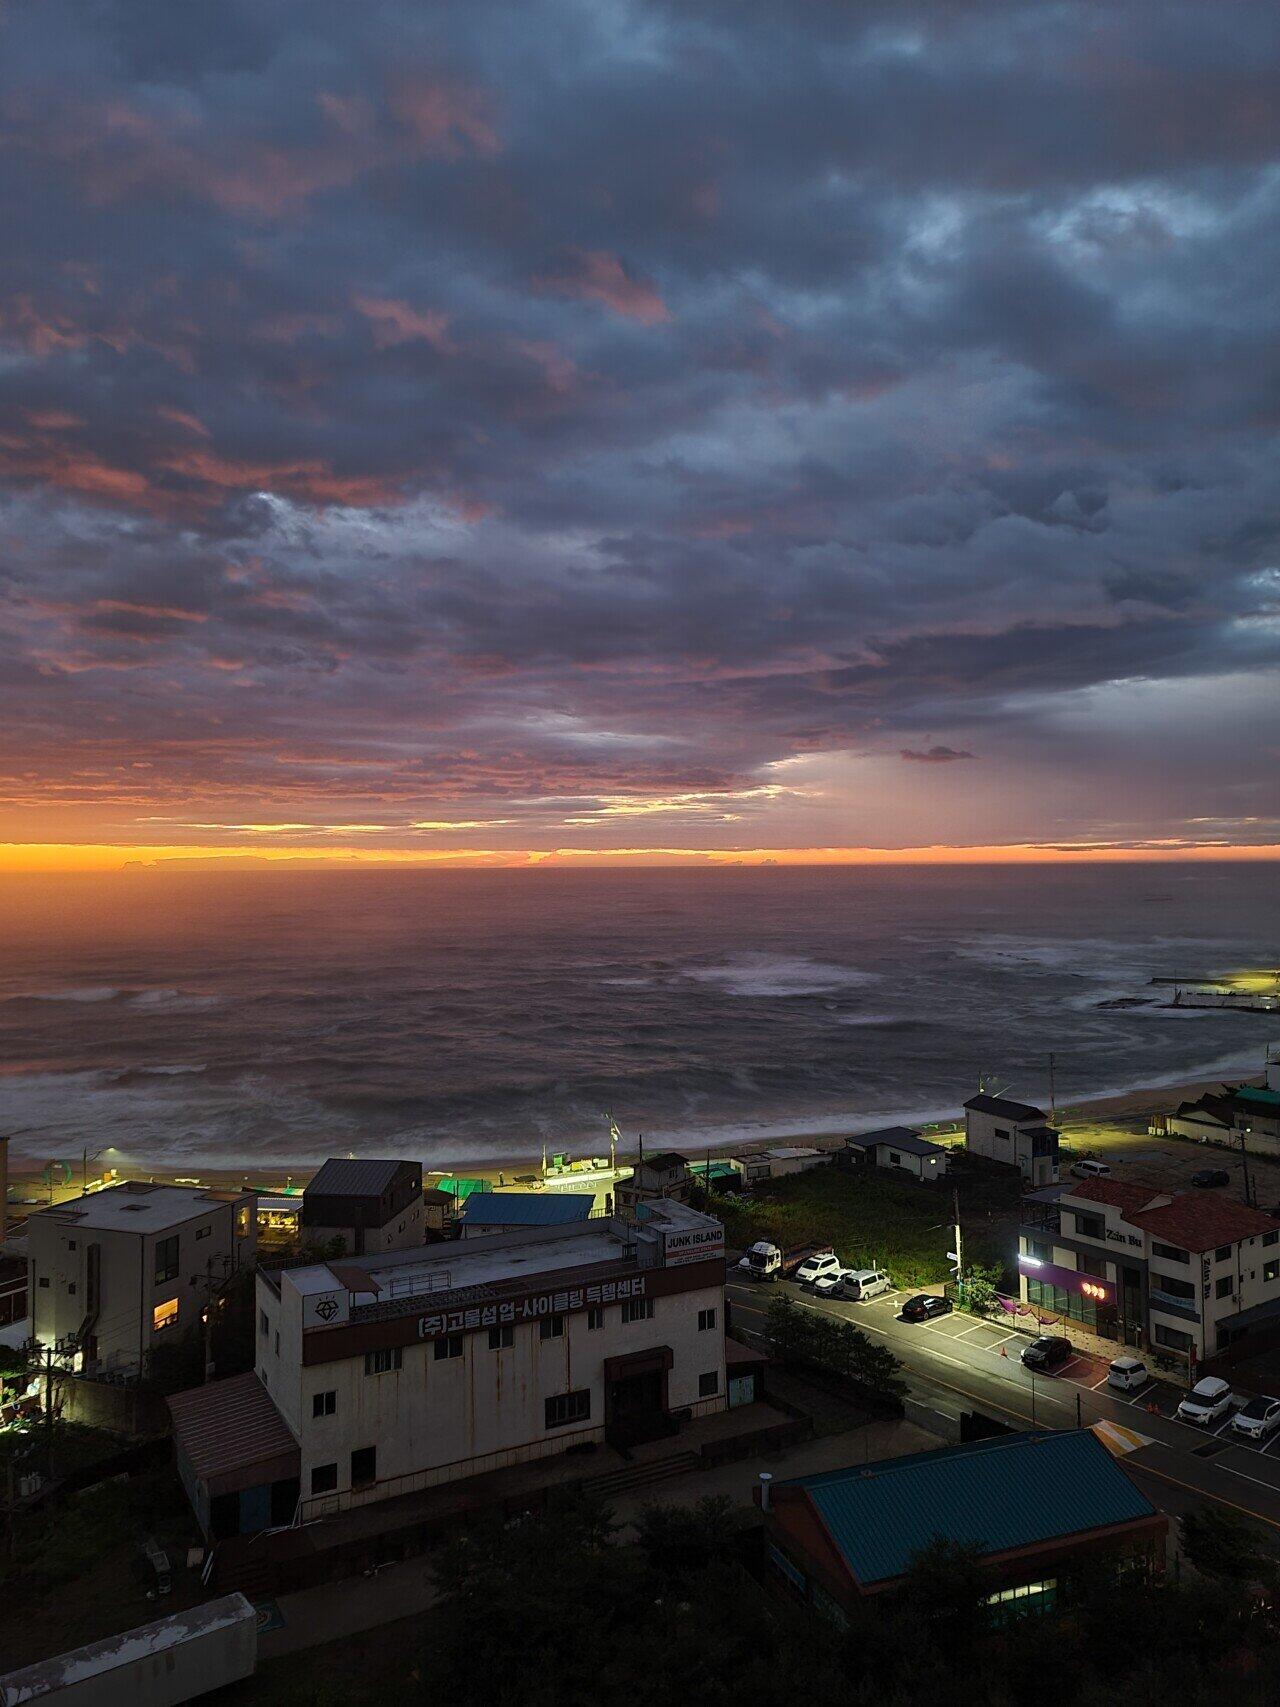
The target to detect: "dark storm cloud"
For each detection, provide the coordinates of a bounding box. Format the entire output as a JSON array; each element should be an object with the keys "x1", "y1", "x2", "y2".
[{"x1": 1, "y1": 0, "x2": 1279, "y2": 848}]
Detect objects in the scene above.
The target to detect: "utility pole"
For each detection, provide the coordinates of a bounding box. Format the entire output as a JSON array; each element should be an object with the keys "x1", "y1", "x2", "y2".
[
  {"x1": 948, "y1": 1187, "x2": 964, "y2": 1299},
  {"x1": 1048, "y1": 1053, "x2": 1057, "y2": 1129},
  {"x1": 1240, "y1": 1128, "x2": 1255, "y2": 1209}
]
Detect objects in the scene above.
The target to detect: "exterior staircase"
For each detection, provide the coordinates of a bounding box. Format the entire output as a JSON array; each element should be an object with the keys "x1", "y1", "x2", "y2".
[{"x1": 581, "y1": 1448, "x2": 700, "y2": 1500}]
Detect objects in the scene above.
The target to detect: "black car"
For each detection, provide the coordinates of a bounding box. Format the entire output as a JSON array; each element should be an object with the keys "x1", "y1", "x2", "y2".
[
  {"x1": 1191, "y1": 1168, "x2": 1230, "y2": 1188},
  {"x1": 1021, "y1": 1335, "x2": 1074, "y2": 1372},
  {"x1": 900, "y1": 1294, "x2": 952, "y2": 1323}
]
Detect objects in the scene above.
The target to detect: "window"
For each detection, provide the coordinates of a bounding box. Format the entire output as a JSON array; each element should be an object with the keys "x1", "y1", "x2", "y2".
[
  {"x1": 1154, "y1": 1322, "x2": 1193, "y2": 1351},
  {"x1": 196, "y1": 1225, "x2": 211, "y2": 1242},
  {"x1": 586, "y1": 1307, "x2": 604, "y2": 1331},
  {"x1": 152, "y1": 1298, "x2": 179, "y2": 1334},
  {"x1": 364, "y1": 1347, "x2": 403, "y2": 1375},
  {"x1": 1215, "y1": 1246, "x2": 1232, "y2": 1262},
  {"x1": 1073, "y1": 1213, "x2": 1105, "y2": 1240},
  {"x1": 433, "y1": 1333, "x2": 463, "y2": 1361},
  {"x1": 994, "y1": 1127, "x2": 1010, "y2": 1140},
  {"x1": 351, "y1": 1446, "x2": 377, "y2": 1487},
  {"x1": 621, "y1": 1299, "x2": 654, "y2": 1324},
  {"x1": 37, "y1": 1277, "x2": 48, "y2": 1289},
  {"x1": 259, "y1": 1309, "x2": 269, "y2": 1337},
  {"x1": 540, "y1": 1314, "x2": 565, "y2": 1340},
  {"x1": 67, "y1": 1239, "x2": 76, "y2": 1252},
  {"x1": 1265, "y1": 1260, "x2": 1280, "y2": 1283},
  {"x1": 488, "y1": 1325, "x2": 514, "y2": 1350},
  {"x1": 67, "y1": 1282, "x2": 76, "y2": 1296},
  {"x1": 698, "y1": 1308, "x2": 717, "y2": 1332},
  {"x1": 1215, "y1": 1276, "x2": 1234, "y2": 1299},
  {"x1": 313, "y1": 1390, "x2": 336, "y2": 1417},
  {"x1": 274, "y1": 1332, "x2": 280, "y2": 1356},
  {"x1": 1152, "y1": 1274, "x2": 1196, "y2": 1301},
  {"x1": 1265, "y1": 1232, "x2": 1279, "y2": 1249},
  {"x1": 544, "y1": 1390, "x2": 591, "y2": 1429},
  {"x1": 154, "y1": 1235, "x2": 180, "y2": 1285},
  {"x1": 1026, "y1": 1238, "x2": 1050, "y2": 1263},
  {"x1": 310, "y1": 1463, "x2": 337, "y2": 1495},
  {"x1": 1152, "y1": 1241, "x2": 1190, "y2": 1265},
  {"x1": 699, "y1": 1371, "x2": 719, "y2": 1397}
]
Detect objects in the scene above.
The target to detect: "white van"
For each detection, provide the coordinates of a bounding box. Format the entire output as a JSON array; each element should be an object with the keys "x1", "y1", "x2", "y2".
[
  {"x1": 1070, "y1": 1159, "x2": 1111, "y2": 1179},
  {"x1": 841, "y1": 1268, "x2": 892, "y2": 1302}
]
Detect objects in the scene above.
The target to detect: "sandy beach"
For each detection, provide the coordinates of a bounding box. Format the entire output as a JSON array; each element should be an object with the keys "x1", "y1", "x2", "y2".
[{"x1": 5, "y1": 1069, "x2": 1257, "y2": 1206}]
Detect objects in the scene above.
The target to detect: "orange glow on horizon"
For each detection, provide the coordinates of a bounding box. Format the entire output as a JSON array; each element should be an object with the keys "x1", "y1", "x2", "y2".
[{"x1": 0, "y1": 840, "x2": 1277, "y2": 873}]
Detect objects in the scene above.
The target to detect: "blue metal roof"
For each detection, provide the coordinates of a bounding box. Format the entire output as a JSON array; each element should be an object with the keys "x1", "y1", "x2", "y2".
[
  {"x1": 789, "y1": 1430, "x2": 1156, "y2": 1587},
  {"x1": 460, "y1": 1192, "x2": 594, "y2": 1227}
]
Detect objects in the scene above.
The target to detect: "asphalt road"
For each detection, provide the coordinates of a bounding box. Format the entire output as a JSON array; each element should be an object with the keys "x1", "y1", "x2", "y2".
[{"x1": 726, "y1": 1272, "x2": 1280, "y2": 1530}]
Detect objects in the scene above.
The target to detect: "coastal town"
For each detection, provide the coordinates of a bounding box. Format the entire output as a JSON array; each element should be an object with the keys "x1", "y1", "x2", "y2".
[{"x1": 4, "y1": 1050, "x2": 1280, "y2": 1698}]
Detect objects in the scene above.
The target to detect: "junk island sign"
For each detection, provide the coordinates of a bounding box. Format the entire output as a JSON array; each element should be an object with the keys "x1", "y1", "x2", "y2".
[{"x1": 418, "y1": 1274, "x2": 647, "y2": 1341}]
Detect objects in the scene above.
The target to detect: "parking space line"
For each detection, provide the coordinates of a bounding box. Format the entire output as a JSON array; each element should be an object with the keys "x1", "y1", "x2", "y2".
[
  {"x1": 1125, "y1": 1384, "x2": 1156, "y2": 1406},
  {"x1": 1089, "y1": 1373, "x2": 1112, "y2": 1390},
  {"x1": 1213, "y1": 1415, "x2": 1237, "y2": 1437}
]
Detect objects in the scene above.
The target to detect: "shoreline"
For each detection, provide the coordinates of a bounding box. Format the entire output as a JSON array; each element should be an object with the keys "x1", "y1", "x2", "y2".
[{"x1": 5, "y1": 1068, "x2": 1254, "y2": 1202}]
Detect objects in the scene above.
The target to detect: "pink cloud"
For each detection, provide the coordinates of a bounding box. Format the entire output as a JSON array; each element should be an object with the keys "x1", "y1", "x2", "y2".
[
  {"x1": 387, "y1": 78, "x2": 501, "y2": 158},
  {"x1": 352, "y1": 294, "x2": 455, "y2": 353},
  {"x1": 533, "y1": 248, "x2": 670, "y2": 325}
]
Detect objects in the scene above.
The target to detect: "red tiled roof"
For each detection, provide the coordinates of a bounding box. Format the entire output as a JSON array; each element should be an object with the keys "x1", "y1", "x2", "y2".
[
  {"x1": 1127, "y1": 1192, "x2": 1279, "y2": 1253},
  {"x1": 167, "y1": 1371, "x2": 299, "y2": 1498},
  {"x1": 1064, "y1": 1179, "x2": 1168, "y2": 1215}
]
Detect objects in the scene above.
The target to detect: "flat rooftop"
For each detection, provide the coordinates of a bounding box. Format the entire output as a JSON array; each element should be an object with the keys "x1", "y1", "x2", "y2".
[
  {"x1": 37, "y1": 1182, "x2": 244, "y2": 1234},
  {"x1": 285, "y1": 1222, "x2": 637, "y2": 1303}
]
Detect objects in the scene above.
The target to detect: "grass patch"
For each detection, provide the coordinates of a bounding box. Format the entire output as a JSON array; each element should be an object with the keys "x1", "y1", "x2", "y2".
[{"x1": 715, "y1": 1164, "x2": 1014, "y2": 1290}]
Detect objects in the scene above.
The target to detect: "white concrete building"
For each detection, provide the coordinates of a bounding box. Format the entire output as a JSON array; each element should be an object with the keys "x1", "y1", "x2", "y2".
[
  {"x1": 844, "y1": 1125, "x2": 949, "y2": 1182},
  {"x1": 741, "y1": 1146, "x2": 832, "y2": 1185},
  {"x1": 1018, "y1": 1177, "x2": 1280, "y2": 1361},
  {"x1": 27, "y1": 1182, "x2": 256, "y2": 1375},
  {"x1": 170, "y1": 1200, "x2": 727, "y2": 1537},
  {"x1": 964, "y1": 1094, "x2": 1059, "y2": 1185}
]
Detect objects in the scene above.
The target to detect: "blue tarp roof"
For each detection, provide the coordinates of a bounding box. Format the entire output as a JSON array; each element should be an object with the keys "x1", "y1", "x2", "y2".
[
  {"x1": 787, "y1": 1429, "x2": 1156, "y2": 1587},
  {"x1": 460, "y1": 1192, "x2": 594, "y2": 1226}
]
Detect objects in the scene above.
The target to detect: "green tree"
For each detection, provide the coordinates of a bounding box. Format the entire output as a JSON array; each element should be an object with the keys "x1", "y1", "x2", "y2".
[
  {"x1": 1181, "y1": 1507, "x2": 1279, "y2": 1588},
  {"x1": 959, "y1": 1260, "x2": 1003, "y2": 1314}
]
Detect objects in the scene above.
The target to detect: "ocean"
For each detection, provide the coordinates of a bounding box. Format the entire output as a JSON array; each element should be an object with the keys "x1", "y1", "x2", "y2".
[{"x1": 0, "y1": 864, "x2": 1276, "y2": 1173}]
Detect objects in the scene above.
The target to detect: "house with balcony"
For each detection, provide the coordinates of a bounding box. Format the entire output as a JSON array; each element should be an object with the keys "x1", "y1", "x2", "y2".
[
  {"x1": 964, "y1": 1095, "x2": 1058, "y2": 1185},
  {"x1": 1018, "y1": 1177, "x2": 1280, "y2": 1362}
]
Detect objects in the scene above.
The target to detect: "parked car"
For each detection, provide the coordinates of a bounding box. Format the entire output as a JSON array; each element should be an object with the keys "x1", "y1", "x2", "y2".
[
  {"x1": 1191, "y1": 1168, "x2": 1231, "y2": 1188},
  {"x1": 1021, "y1": 1335, "x2": 1074, "y2": 1373},
  {"x1": 1231, "y1": 1395, "x2": 1280, "y2": 1441},
  {"x1": 900, "y1": 1293, "x2": 952, "y2": 1322},
  {"x1": 1070, "y1": 1159, "x2": 1112, "y2": 1179},
  {"x1": 810, "y1": 1267, "x2": 855, "y2": 1300},
  {"x1": 1176, "y1": 1376, "x2": 1235, "y2": 1425},
  {"x1": 795, "y1": 1251, "x2": 844, "y2": 1289},
  {"x1": 1106, "y1": 1355, "x2": 1149, "y2": 1392},
  {"x1": 841, "y1": 1267, "x2": 893, "y2": 1302}
]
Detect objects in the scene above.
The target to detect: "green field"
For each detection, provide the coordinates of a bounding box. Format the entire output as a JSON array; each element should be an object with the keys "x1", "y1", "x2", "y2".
[{"x1": 714, "y1": 1163, "x2": 1014, "y2": 1289}]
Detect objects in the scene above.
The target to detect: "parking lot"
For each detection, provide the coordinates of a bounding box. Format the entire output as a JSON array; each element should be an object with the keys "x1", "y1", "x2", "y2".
[
  {"x1": 730, "y1": 1273, "x2": 1280, "y2": 1477},
  {"x1": 1056, "y1": 1120, "x2": 1279, "y2": 1206}
]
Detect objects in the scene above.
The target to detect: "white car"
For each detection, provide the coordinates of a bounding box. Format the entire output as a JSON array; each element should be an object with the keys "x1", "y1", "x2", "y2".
[
  {"x1": 811, "y1": 1267, "x2": 855, "y2": 1300},
  {"x1": 1106, "y1": 1356, "x2": 1149, "y2": 1393},
  {"x1": 1176, "y1": 1376, "x2": 1234, "y2": 1426},
  {"x1": 1232, "y1": 1395, "x2": 1280, "y2": 1441},
  {"x1": 841, "y1": 1268, "x2": 893, "y2": 1302},
  {"x1": 795, "y1": 1252, "x2": 842, "y2": 1289}
]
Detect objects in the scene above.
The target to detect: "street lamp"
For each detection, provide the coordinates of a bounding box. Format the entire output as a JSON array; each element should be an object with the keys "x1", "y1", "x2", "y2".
[{"x1": 82, "y1": 1146, "x2": 114, "y2": 1193}]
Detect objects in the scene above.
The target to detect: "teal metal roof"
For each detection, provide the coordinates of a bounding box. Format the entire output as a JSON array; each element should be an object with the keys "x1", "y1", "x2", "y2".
[
  {"x1": 1238, "y1": 1086, "x2": 1280, "y2": 1109},
  {"x1": 790, "y1": 1430, "x2": 1156, "y2": 1587},
  {"x1": 461, "y1": 1192, "x2": 594, "y2": 1227},
  {"x1": 434, "y1": 1176, "x2": 491, "y2": 1200}
]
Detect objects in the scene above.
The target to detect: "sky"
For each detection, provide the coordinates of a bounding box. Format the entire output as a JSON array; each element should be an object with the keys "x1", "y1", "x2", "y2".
[{"x1": 1, "y1": 0, "x2": 1278, "y2": 870}]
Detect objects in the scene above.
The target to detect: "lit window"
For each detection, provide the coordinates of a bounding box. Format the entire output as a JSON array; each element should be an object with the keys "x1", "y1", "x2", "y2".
[{"x1": 152, "y1": 1298, "x2": 179, "y2": 1334}]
